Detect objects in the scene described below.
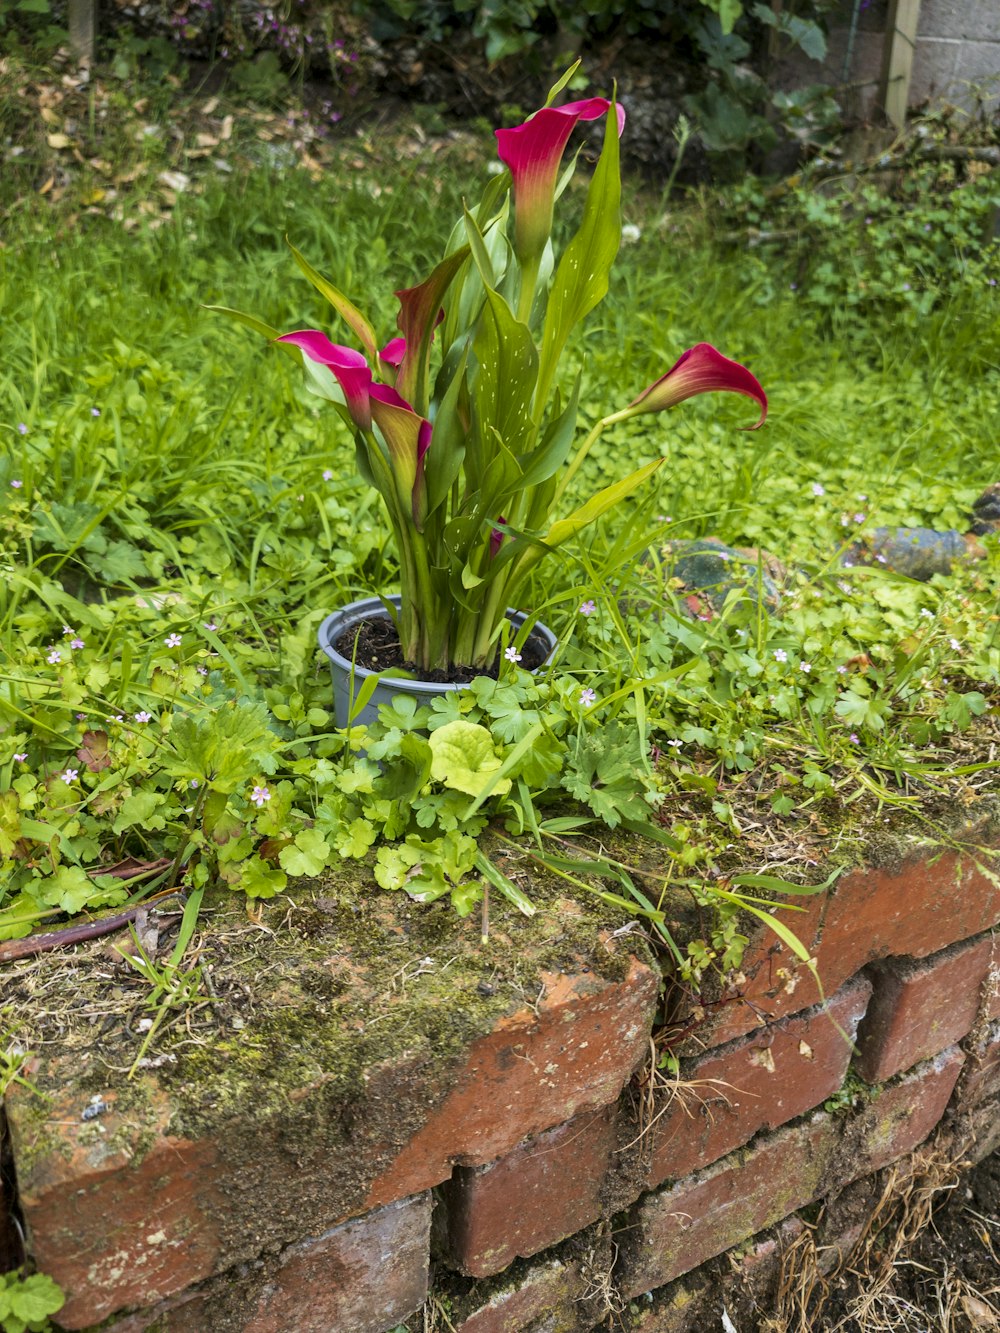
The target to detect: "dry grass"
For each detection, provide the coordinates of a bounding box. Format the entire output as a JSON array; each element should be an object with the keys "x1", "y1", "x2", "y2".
[{"x1": 766, "y1": 1143, "x2": 1000, "y2": 1333}]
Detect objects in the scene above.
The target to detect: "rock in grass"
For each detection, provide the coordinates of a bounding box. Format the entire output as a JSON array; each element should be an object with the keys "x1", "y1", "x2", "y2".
[
  {"x1": 842, "y1": 527, "x2": 984, "y2": 581},
  {"x1": 658, "y1": 538, "x2": 785, "y2": 615}
]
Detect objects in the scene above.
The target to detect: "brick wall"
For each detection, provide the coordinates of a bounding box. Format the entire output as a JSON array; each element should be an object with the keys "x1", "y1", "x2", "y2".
[{"x1": 2, "y1": 830, "x2": 999, "y2": 1332}]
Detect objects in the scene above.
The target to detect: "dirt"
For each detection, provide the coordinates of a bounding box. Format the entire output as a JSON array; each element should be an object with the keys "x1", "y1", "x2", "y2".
[{"x1": 334, "y1": 610, "x2": 551, "y2": 684}]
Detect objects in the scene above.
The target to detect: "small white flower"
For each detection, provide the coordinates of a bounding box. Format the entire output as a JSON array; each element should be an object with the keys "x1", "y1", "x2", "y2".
[
  {"x1": 61, "y1": 768, "x2": 79, "y2": 783},
  {"x1": 666, "y1": 739, "x2": 682, "y2": 749},
  {"x1": 919, "y1": 608, "x2": 934, "y2": 620},
  {"x1": 164, "y1": 633, "x2": 182, "y2": 648},
  {"x1": 47, "y1": 649, "x2": 61, "y2": 664},
  {"x1": 773, "y1": 649, "x2": 788, "y2": 663},
  {"x1": 949, "y1": 637, "x2": 961, "y2": 651},
  {"x1": 504, "y1": 646, "x2": 522, "y2": 663},
  {"x1": 134, "y1": 711, "x2": 153, "y2": 724},
  {"x1": 621, "y1": 223, "x2": 642, "y2": 244},
  {"x1": 811, "y1": 483, "x2": 825, "y2": 497},
  {"x1": 799, "y1": 661, "x2": 812, "y2": 673}
]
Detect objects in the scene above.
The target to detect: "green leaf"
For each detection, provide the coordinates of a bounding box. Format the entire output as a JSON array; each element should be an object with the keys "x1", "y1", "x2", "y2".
[
  {"x1": 471, "y1": 288, "x2": 538, "y2": 476},
  {"x1": 429, "y1": 721, "x2": 511, "y2": 799},
  {"x1": 203, "y1": 305, "x2": 300, "y2": 359},
  {"x1": 335, "y1": 817, "x2": 378, "y2": 859},
  {"x1": 113, "y1": 790, "x2": 168, "y2": 834},
  {"x1": 535, "y1": 102, "x2": 621, "y2": 415},
  {"x1": 35, "y1": 865, "x2": 96, "y2": 913},
  {"x1": 238, "y1": 856, "x2": 288, "y2": 899},
  {"x1": 475, "y1": 849, "x2": 535, "y2": 916},
  {"x1": 539, "y1": 456, "x2": 664, "y2": 552},
  {"x1": 278, "y1": 827, "x2": 331, "y2": 877},
  {"x1": 287, "y1": 240, "x2": 378, "y2": 358}
]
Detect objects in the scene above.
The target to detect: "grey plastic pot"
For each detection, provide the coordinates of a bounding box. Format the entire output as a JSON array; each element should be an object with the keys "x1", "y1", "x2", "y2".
[{"x1": 318, "y1": 595, "x2": 557, "y2": 729}]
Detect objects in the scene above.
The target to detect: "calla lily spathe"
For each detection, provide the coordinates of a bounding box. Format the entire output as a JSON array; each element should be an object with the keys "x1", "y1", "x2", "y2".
[
  {"x1": 496, "y1": 98, "x2": 626, "y2": 268},
  {"x1": 628, "y1": 343, "x2": 767, "y2": 428},
  {"x1": 274, "y1": 331, "x2": 373, "y2": 431}
]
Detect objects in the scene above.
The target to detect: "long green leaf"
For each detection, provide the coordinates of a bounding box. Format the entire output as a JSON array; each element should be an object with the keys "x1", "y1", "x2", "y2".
[
  {"x1": 475, "y1": 850, "x2": 536, "y2": 916},
  {"x1": 534, "y1": 103, "x2": 621, "y2": 417},
  {"x1": 542, "y1": 456, "x2": 664, "y2": 548},
  {"x1": 287, "y1": 241, "x2": 378, "y2": 359},
  {"x1": 202, "y1": 305, "x2": 299, "y2": 359}
]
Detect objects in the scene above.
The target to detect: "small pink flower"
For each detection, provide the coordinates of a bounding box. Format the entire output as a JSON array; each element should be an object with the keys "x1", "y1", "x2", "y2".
[
  {"x1": 799, "y1": 661, "x2": 812, "y2": 673},
  {"x1": 579, "y1": 688, "x2": 596, "y2": 706},
  {"x1": 250, "y1": 785, "x2": 271, "y2": 807},
  {"x1": 164, "y1": 633, "x2": 182, "y2": 648},
  {"x1": 579, "y1": 600, "x2": 596, "y2": 616},
  {"x1": 71, "y1": 638, "x2": 85, "y2": 650},
  {"x1": 773, "y1": 649, "x2": 787, "y2": 663},
  {"x1": 13, "y1": 752, "x2": 27, "y2": 763},
  {"x1": 61, "y1": 768, "x2": 79, "y2": 782},
  {"x1": 134, "y1": 711, "x2": 153, "y2": 724},
  {"x1": 47, "y1": 649, "x2": 61, "y2": 665},
  {"x1": 204, "y1": 622, "x2": 218, "y2": 632},
  {"x1": 849, "y1": 733, "x2": 860, "y2": 744},
  {"x1": 10, "y1": 479, "x2": 22, "y2": 489}
]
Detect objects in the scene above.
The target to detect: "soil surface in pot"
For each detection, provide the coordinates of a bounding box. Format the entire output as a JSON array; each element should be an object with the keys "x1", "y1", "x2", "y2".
[{"x1": 335, "y1": 614, "x2": 549, "y2": 684}]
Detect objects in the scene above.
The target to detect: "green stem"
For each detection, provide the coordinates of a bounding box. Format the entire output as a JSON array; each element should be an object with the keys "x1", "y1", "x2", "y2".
[
  {"x1": 516, "y1": 251, "x2": 541, "y2": 325},
  {"x1": 553, "y1": 407, "x2": 633, "y2": 507}
]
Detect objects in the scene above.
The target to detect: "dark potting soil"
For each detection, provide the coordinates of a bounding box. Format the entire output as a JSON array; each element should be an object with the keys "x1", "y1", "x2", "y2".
[{"x1": 334, "y1": 614, "x2": 549, "y2": 685}]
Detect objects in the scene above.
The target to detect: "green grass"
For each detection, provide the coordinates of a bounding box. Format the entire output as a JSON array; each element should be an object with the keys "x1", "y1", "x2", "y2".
[{"x1": 1, "y1": 112, "x2": 999, "y2": 966}]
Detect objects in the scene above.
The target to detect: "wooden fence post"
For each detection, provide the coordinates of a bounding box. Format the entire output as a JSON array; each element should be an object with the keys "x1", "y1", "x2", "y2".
[
  {"x1": 68, "y1": 0, "x2": 98, "y2": 63},
  {"x1": 878, "y1": 0, "x2": 922, "y2": 128}
]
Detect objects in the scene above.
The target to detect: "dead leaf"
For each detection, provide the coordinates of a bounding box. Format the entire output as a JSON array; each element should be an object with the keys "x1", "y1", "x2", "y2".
[
  {"x1": 77, "y1": 730, "x2": 111, "y2": 772},
  {"x1": 40, "y1": 106, "x2": 60, "y2": 125},
  {"x1": 201, "y1": 96, "x2": 219, "y2": 115},
  {"x1": 157, "y1": 169, "x2": 189, "y2": 191},
  {"x1": 220, "y1": 114, "x2": 233, "y2": 141},
  {"x1": 38, "y1": 176, "x2": 55, "y2": 196},
  {"x1": 46, "y1": 132, "x2": 72, "y2": 149}
]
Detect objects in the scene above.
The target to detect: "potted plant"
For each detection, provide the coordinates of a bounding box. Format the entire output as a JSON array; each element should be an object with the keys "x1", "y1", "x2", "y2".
[{"x1": 214, "y1": 67, "x2": 767, "y2": 726}]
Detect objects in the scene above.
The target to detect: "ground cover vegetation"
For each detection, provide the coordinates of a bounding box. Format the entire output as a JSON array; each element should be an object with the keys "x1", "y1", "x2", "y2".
[
  {"x1": 1, "y1": 44, "x2": 999, "y2": 968},
  {"x1": 1, "y1": 34, "x2": 999, "y2": 1333}
]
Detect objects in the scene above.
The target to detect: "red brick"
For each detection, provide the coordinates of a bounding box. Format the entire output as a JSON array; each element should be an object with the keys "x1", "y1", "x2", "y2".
[
  {"x1": 242, "y1": 1195, "x2": 430, "y2": 1333},
  {"x1": 843, "y1": 1045, "x2": 965, "y2": 1179},
  {"x1": 8, "y1": 1083, "x2": 224, "y2": 1329},
  {"x1": 452, "y1": 1257, "x2": 586, "y2": 1333},
  {"x1": 618, "y1": 1045, "x2": 964, "y2": 1301},
  {"x1": 817, "y1": 849, "x2": 1000, "y2": 998},
  {"x1": 7, "y1": 950, "x2": 655, "y2": 1327},
  {"x1": 101, "y1": 1195, "x2": 431, "y2": 1333},
  {"x1": 618, "y1": 1113, "x2": 839, "y2": 1299},
  {"x1": 648, "y1": 977, "x2": 871, "y2": 1185},
  {"x1": 956, "y1": 1019, "x2": 1000, "y2": 1109},
  {"x1": 365, "y1": 958, "x2": 658, "y2": 1208},
  {"x1": 667, "y1": 892, "x2": 828, "y2": 1052},
  {"x1": 854, "y1": 934, "x2": 997, "y2": 1083},
  {"x1": 671, "y1": 843, "x2": 1000, "y2": 1055},
  {"x1": 444, "y1": 1107, "x2": 615, "y2": 1277}
]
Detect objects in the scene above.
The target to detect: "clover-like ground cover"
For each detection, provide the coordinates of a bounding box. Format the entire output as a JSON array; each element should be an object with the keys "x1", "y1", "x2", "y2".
[{"x1": 1, "y1": 81, "x2": 998, "y2": 987}]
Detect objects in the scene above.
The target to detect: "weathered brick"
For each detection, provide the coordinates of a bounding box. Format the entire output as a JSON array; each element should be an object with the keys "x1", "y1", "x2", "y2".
[
  {"x1": 666, "y1": 892, "x2": 828, "y2": 1052},
  {"x1": 9, "y1": 1084, "x2": 223, "y2": 1329},
  {"x1": 955, "y1": 1095, "x2": 1000, "y2": 1164},
  {"x1": 452, "y1": 1257, "x2": 587, "y2": 1333},
  {"x1": 365, "y1": 958, "x2": 658, "y2": 1208},
  {"x1": 817, "y1": 848, "x2": 1000, "y2": 997},
  {"x1": 443, "y1": 1107, "x2": 615, "y2": 1277},
  {"x1": 100, "y1": 1195, "x2": 431, "y2": 1333},
  {"x1": 842, "y1": 1046, "x2": 965, "y2": 1180},
  {"x1": 7, "y1": 947, "x2": 656, "y2": 1327},
  {"x1": 241, "y1": 1195, "x2": 431, "y2": 1333},
  {"x1": 670, "y1": 841, "x2": 1000, "y2": 1054},
  {"x1": 648, "y1": 977, "x2": 870, "y2": 1185},
  {"x1": 854, "y1": 934, "x2": 997, "y2": 1083},
  {"x1": 618, "y1": 1113, "x2": 838, "y2": 1299},
  {"x1": 955, "y1": 1019, "x2": 1000, "y2": 1110},
  {"x1": 618, "y1": 1045, "x2": 964, "y2": 1301}
]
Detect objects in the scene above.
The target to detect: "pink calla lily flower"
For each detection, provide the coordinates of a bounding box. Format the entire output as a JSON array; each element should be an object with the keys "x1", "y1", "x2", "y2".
[
  {"x1": 274, "y1": 330, "x2": 373, "y2": 431},
  {"x1": 380, "y1": 336, "x2": 406, "y2": 369},
  {"x1": 370, "y1": 384, "x2": 433, "y2": 527},
  {"x1": 627, "y1": 343, "x2": 767, "y2": 429},
  {"x1": 489, "y1": 517, "x2": 507, "y2": 559},
  {"x1": 496, "y1": 98, "x2": 626, "y2": 265}
]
